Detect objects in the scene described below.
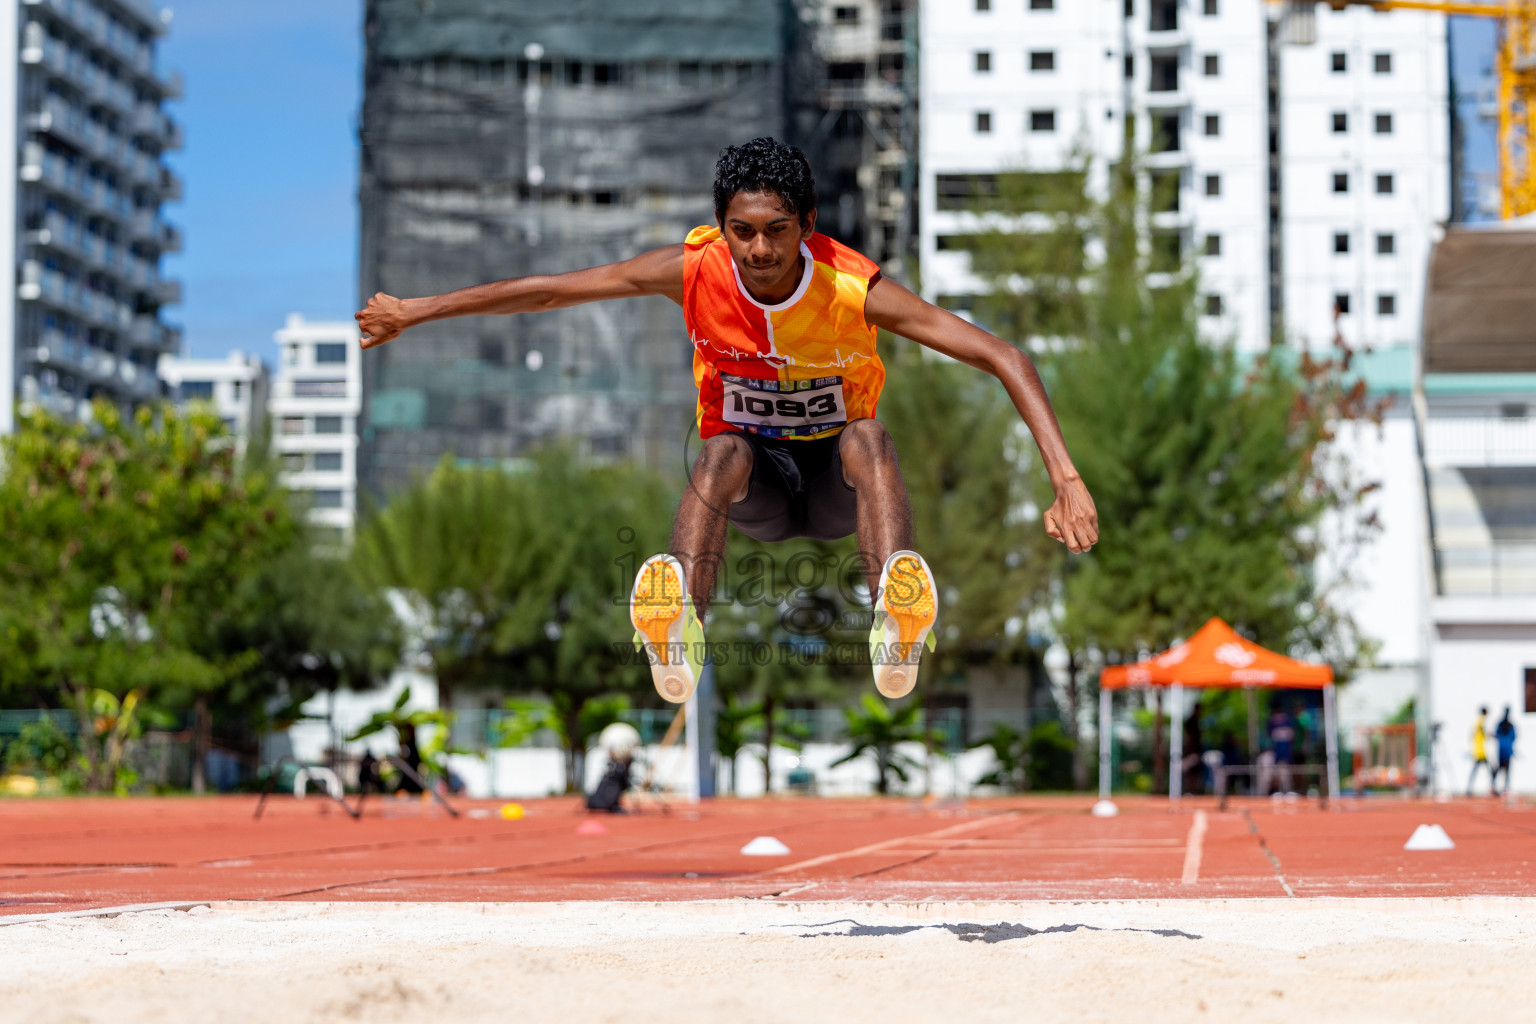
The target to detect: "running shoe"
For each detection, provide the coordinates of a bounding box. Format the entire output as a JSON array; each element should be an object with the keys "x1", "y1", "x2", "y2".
[
  {"x1": 630, "y1": 553, "x2": 706, "y2": 704},
  {"x1": 868, "y1": 549, "x2": 938, "y2": 699}
]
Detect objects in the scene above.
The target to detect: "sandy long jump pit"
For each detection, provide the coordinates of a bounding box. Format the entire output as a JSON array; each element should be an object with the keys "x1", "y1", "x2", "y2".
[{"x1": 2, "y1": 795, "x2": 1533, "y2": 1022}]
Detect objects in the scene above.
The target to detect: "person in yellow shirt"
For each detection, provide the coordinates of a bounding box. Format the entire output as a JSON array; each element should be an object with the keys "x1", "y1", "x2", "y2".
[
  {"x1": 356, "y1": 138, "x2": 1098, "y2": 704},
  {"x1": 1467, "y1": 706, "x2": 1491, "y2": 796}
]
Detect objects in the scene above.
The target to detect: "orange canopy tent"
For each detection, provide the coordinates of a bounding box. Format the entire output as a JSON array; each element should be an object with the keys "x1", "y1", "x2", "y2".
[{"x1": 1094, "y1": 618, "x2": 1338, "y2": 810}]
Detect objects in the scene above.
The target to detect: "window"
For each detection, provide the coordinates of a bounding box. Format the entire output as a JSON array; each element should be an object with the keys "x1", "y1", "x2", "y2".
[
  {"x1": 315, "y1": 343, "x2": 347, "y2": 364},
  {"x1": 311, "y1": 489, "x2": 344, "y2": 509},
  {"x1": 1333, "y1": 232, "x2": 1350, "y2": 254},
  {"x1": 313, "y1": 452, "x2": 344, "y2": 472},
  {"x1": 284, "y1": 345, "x2": 299, "y2": 365},
  {"x1": 232, "y1": 380, "x2": 244, "y2": 400},
  {"x1": 1150, "y1": 0, "x2": 1177, "y2": 31},
  {"x1": 1030, "y1": 0, "x2": 1053, "y2": 8},
  {"x1": 314, "y1": 415, "x2": 343, "y2": 434},
  {"x1": 1334, "y1": 293, "x2": 1351, "y2": 315},
  {"x1": 1377, "y1": 294, "x2": 1396, "y2": 316},
  {"x1": 1526, "y1": 667, "x2": 1536, "y2": 713},
  {"x1": 180, "y1": 380, "x2": 213, "y2": 401},
  {"x1": 480, "y1": 339, "x2": 504, "y2": 365},
  {"x1": 1376, "y1": 173, "x2": 1394, "y2": 194},
  {"x1": 281, "y1": 416, "x2": 305, "y2": 435},
  {"x1": 1376, "y1": 232, "x2": 1395, "y2": 255},
  {"x1": 975, "y1": 0, "x2": 989, "y2": 9},
  {"x1": 1331, "y1": 51, "x2": 1347, "y2": 73},
  {"x1": 975, "y1": 51, "x2": 992, "y2": 73},
  {"x1": 1030, "y1": 51, "x2": 1055, "y2": 71},
  {"x1": 1150, "y1": 54, "x2": 1178, "y2": 92},
  {"x1": 292, "y1": 379, "x2": 347, "y2": 398},
  {"x1": 1332, "y1": 111, "x2": 1348, "y2": 133},
  {"x1": 1333, "y1": 172, "x2": 1349, "y2": 193},
  {"x1": 834, "y1": 5, "x2": 860, "y2": 22},
  {"x1": 1204, "y1": 0, "x2": 1218, "y2": 13},
  {"x1": 282, "y1": 453, "x2": 304, "y2": 472},
  {"x1": 1375, "y1": 112, "x2": 1393, "y2": 134},
  {"x1": 1204, "y1": 114, "x2": 1219, "y2": 136},
  {"x1": 1374, "y1": 52, "x2": 1392, "y2": 74},
  {"x1": 975, "y1": 111, "x2": 992, "y2": 133},
  {"x1": 1203, "y1": 54, "x2": 1219, "y2": 76},
  {"x1": 1125, "y1": 55, "x2": 1134, "y2": 79},
  {"x1": 1204, "y1": 174, "x2": 1221, "y2": 197},
  {"x1": 1205, "y1": 294, "x2": 1224, "y2": 316},
  {"x1": 1030, "y1": 109, "x2": 1056, "y2": 132},
  {"x1": 1204, "y1": 233, "x2": 1222, "y2": 257}
]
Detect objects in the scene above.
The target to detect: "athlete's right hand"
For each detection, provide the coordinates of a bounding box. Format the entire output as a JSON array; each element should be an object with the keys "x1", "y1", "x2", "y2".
[{"x1": 356, "y1": 292, "x2": 410, "y2": 349}]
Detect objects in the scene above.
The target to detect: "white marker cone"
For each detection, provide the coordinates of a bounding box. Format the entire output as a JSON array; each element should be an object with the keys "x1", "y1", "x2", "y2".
[
  {"x1": 1404, "y1": 824, "x2": 1455, "y2": 851},
  {"x1": 1091, "y1": 800, "x2": 1119, "y2": 818},
  {"x1": 740, "y1": 836, "x2": 791, "y2": 856}
]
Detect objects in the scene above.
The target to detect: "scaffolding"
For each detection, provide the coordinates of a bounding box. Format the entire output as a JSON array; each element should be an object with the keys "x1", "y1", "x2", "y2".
[{"x1": 357, "y1": 0, "x2": 793, "y2": 493}]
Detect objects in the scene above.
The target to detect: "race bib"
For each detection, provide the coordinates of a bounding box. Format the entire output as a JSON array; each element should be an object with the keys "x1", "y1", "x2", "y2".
[{"x1": 720, "y1": 373, "x2": 847, "y2": 438}]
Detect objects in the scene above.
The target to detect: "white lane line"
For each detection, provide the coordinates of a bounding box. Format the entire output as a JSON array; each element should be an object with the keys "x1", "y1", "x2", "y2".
[
  {"x1": 1180, "y1": 810, "x2": 1209, "y2": 885},
  {"x1": 746, "y1": 811, "x2": 1030, "y2": 878}
]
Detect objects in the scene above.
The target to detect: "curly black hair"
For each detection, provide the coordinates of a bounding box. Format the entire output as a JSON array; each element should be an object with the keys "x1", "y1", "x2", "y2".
[{"x1": 713, "y1": 137, "x2": 818, "y2": 226}]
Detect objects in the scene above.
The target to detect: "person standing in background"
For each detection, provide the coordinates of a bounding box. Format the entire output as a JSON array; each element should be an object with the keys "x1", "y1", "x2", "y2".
[
  {"x1": 1467, "y1": 706, "x2": 1491, "y2": 796},
  {"x1": 1492, "y1": 707, "x2": 1516, "y2": 796}
]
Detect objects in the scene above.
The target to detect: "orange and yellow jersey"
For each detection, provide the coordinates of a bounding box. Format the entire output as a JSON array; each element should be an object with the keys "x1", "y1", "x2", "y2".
[{"x1": 682, "y1": 225, "x2": 885, "y2": 440}]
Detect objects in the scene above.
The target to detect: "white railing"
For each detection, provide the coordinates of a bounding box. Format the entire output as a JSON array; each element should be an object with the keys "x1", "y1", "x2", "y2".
[
  {"x1": 1436, "y1": 543, "x2": 1536, "y2": 596},
  {"x1": 1424, "y1": 416, "x2": 1536, "y2": 467}
]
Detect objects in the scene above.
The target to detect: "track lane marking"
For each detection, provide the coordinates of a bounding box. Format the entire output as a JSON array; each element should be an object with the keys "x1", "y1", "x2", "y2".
[
  {"x1": 1180, "y1": 810, "x2": 1208, "y2": 885},
  {"x1": 745, "y1": 811, "x2": 1033, "y2": 878}
]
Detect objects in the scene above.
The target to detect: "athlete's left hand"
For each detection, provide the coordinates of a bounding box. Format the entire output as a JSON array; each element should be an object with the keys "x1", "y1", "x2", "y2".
[{"x1": 1044, "y1": 476, "x2": 1098, "y2": 554}]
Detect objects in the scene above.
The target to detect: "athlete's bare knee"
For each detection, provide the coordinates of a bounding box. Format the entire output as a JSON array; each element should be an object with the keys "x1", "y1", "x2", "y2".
[
  {"x1": 840, "y1": 418, "x2": 897, "y2": 474},
  {"x1": 690, "y1": 433, "x2": 753, "y2": 499}
]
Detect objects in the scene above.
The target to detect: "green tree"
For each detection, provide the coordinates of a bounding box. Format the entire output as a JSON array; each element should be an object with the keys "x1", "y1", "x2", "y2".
[
  {"x1": 352, "y1": 456, "x2": 553, "y2": 711},
  {"x1": 831, "y1": 694, "x2": 929, "y2": 795},
  {"x1": 0, "y1": 404, "x2": 299, "y2": 791},
  {"x1": 356, "y1": 449, "x2": 672, "y2": 793},
  {"x1": 959, "y1": 153, "x2": 1378, "y2": 791}
]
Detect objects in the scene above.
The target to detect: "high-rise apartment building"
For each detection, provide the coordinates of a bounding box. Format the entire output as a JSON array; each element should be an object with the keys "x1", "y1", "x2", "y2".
[
  {"x1": 1279, "y1": 4, "x2": 1449, "y2": 351},
  {"x1": 357, "y1": 0, "x2": 791, "y2": 495},
  {"x1": 269, "y1": 315, "x2": 362, "y2": 539},
  {"x1": 0, "y1": 0, "x2": 182, "y2": 434},
  {"x1": 918, "y1": 0, "x2": 1446, "y2": 356}
]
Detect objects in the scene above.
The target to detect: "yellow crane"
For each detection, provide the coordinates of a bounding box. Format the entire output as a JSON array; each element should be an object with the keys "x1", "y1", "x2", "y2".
[{"x1": 1276, "y1": 1, "x2": 1536, "y2": 218}]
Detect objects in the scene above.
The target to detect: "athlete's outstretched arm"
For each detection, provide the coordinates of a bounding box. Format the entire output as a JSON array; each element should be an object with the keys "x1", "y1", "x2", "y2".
[
  {"x1": 355, "y1": 245, "x2": 686, "y2": 349},
  {"x1": 864, "y1": 275, "x2": 1099, "y2": 554}
]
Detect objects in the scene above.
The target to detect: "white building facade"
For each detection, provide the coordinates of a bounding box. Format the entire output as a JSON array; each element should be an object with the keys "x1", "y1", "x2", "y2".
[
  {"x1": 1278, "y1": 4, "x2": 1450, "y2": 352},
  {"x1": 268, "y1": 314, "x2": 361, "y2": 538},
  {"x1": 158, "y1": 350, "x2": 268, "y2": 443},
  {"x1": 918, "y1": 0, "x2": 1446, "y2": 356},
  {"x1": 1, "y1": 0, "x2": 183, "y2": 434}
]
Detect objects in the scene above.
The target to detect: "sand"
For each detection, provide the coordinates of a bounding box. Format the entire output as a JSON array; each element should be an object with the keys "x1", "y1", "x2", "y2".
[{"x1": 2, "y1": 899, "x2": 1532, "y2": 1023}]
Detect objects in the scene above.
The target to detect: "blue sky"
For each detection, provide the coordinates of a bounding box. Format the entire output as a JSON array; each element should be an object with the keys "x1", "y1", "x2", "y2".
[{"x1": 159, "y1": 1, "x2": 361, "y2": 364}]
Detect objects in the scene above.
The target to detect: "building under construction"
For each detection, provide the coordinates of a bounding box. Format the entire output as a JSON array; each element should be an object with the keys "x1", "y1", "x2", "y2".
[
  {"x1": 357, "y1": 0, "x2": 798, "y2": 493},
  {"x1": 357, "y1": 0, "x2": 919, "y2": 494}
]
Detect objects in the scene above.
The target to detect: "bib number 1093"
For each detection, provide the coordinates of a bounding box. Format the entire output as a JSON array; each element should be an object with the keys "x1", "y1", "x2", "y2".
[{"x1": 720, "y1": 373, "x2": 847, "y2": 435}]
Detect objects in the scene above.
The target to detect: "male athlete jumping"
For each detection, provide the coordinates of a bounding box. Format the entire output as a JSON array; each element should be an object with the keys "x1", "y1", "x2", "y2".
[{"x1": 356, "y1": 138, "x2": 1098, "y2": 705}]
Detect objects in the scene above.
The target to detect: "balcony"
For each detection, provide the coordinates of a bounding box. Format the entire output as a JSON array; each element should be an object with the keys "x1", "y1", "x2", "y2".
[
  {"x1": 129, "y1": 314, "x2": 180, "y2": 351},
  {"x1": 22, "y1": 144, "x2": 134, "y2": 222},
  {"x1": 19, "y1": 260, "x2": 134, "y2": 331},
  {"x1": 129, "y1": 209, "x2": 181, "y2": 251},
  {"x1": 23, "y1": 0, "x2": 158, "y2": 82},
  {"x1": 1436, "y1": 543, "x2": 1536, "y2": 596},
  {"x1": 1424, "y1": 415, "x2": 1536, "y2": 467},
  {"x1": 30, "y1": 330, "x2": 161, "y2": 400}
]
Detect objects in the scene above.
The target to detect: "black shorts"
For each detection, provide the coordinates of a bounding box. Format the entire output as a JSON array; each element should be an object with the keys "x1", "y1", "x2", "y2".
[{"x1": 726, "y1": 430, "x2": 857, "y2": 543}]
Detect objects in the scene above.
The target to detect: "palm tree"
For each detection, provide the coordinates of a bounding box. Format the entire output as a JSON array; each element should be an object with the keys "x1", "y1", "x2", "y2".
[
  {"x1": 714, "y1": 694, "x2": 763, "y2": 795},
  {"x1": 831, "y1": 694, "x2": 929, "y2": 796}
]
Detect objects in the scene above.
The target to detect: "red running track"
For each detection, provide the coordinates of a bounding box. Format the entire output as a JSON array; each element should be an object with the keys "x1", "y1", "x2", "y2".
[{"x1": 2, "y1": 794, "x2": 1533, "y2": 916}]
